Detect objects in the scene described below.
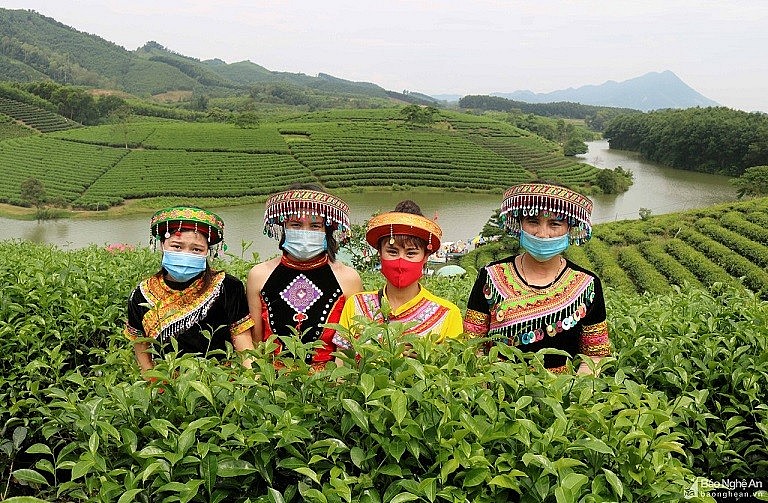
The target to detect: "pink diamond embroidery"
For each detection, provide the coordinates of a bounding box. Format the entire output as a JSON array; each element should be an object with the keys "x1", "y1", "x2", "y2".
[{"x1": 280, "y1": 274, "x2": 322, "y2": 313}]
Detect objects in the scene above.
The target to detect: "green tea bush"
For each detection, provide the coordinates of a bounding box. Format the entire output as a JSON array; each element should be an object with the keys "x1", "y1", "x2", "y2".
[
  {"x1": 3, "y1": 241, "x2": 767, "y2": 501},
  {"x1": 609, "y1": 284, "x2": 768, "y2": 481}
]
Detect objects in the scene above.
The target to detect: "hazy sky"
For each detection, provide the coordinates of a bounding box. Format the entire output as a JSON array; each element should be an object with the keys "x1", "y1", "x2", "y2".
[{"x1": 3, "y1": 0, "x2": 767, "y2": 112}]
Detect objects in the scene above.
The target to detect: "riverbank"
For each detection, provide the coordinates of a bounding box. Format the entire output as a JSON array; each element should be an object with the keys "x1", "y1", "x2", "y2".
[
  {"x1": 0, "y1": 196, "x2": 266, "y2": 221},
  {"x1": 0, "y1": 185, "x2": 506, "y2": 221}
]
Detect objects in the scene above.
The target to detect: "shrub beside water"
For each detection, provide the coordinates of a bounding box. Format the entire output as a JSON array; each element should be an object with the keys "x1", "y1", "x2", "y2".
[{"x1": 1, "y1": 241, "x2": 766, "y2": 501}]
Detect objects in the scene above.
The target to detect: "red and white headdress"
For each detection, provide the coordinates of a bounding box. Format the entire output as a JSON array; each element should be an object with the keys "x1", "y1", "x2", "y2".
[
  {"x1": 263, "y1": 189, "x2": 351, "y2": 240},
  {"x1": 500, "y1": 183, "x2": 593, "y2": 244}
]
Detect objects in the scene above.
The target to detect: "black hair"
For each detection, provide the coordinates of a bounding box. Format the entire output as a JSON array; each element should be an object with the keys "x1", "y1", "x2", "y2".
[{"x1": 393, "y1": 199, "x2": 423, "y2": 215}]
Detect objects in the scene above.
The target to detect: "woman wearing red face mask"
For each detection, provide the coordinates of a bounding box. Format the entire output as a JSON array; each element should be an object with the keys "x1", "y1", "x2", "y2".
[{"x1": 333, "y1": 200, "x2": 463, "y2": 350}]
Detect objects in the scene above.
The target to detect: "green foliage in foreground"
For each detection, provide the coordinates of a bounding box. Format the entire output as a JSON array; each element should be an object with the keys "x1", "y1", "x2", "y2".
[{"x1": 1, "y1": 241, "x2": 766, "y2": 501}]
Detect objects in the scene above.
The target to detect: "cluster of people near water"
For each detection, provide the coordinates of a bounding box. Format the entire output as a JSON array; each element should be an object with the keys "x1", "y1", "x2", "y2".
[{"x1": 124, "y1": 181, "x2": 610, "y2": 376}]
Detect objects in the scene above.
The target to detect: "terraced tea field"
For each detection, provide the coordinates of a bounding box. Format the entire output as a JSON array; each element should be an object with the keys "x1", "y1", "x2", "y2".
[{"x1": 1, "y1": 104, "x2": 600, "y2": 209}]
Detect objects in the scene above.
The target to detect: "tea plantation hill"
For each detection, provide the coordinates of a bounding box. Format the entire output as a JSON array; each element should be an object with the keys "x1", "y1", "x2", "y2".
[
  {"x1": 0, "y1": 103, "x2": 599, "y2": 209},
  {"x1": 462, "y1": 195, "x2": 768, "y2": 300}
]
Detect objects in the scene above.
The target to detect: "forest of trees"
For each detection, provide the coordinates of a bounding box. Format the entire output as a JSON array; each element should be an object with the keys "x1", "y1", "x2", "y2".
[
  {"x1": 458, "y1": 94, "x2": 639, "y2": 131},
  {"x1": 604, "y1": 107, "x2": 768, "y2": 176}
]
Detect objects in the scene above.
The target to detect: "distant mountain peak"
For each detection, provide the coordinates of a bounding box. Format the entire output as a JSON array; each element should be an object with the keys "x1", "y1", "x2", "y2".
[{"x1": 492, "y1": 71, "x2": 718, "y2": 111}]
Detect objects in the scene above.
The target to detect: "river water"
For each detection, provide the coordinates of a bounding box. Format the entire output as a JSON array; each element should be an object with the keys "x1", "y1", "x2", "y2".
[{"x1": 0, "y1": 140, "x2": 737, "y2": 260}]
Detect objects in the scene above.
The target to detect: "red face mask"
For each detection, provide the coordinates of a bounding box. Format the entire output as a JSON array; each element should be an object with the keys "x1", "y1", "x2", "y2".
[{"x1": 380, "y1": 257, "x2": 425, "y2": 288}]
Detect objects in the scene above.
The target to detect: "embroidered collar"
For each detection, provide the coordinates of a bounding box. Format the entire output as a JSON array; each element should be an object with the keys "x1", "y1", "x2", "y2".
[
  {"x1": 139, "y1": 271, "x2": 226, "y2": 343},
  {"x1": 281, "y1": 252, "x2": 329, "y2": 270}
]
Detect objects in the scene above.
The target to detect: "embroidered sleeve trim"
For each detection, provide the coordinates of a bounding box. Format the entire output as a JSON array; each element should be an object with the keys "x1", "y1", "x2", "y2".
[
  {"x1": 124, "y1": 325, "x2": 142, "y2": 340},
  {"x1": 579, "y1": 320, "x2": 610, "y2": 356},
  {"x1": 332, "y1": 293, "x2": 378, "y2": 350},
  {"x1": 230, "y1": 314, "x2": 255, "y2": 337},
  {"x1": 463, "y1": 308, "x2": 490, "y2": 335}
]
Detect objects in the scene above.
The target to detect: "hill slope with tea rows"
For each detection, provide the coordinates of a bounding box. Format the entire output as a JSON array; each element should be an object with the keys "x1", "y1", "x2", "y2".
[
  {"x1": 462, "y1": 196, "x2": 768, "y2": 299},
  {"x1": 0, "y1": 105, "x2": 598, "y2": 209}
]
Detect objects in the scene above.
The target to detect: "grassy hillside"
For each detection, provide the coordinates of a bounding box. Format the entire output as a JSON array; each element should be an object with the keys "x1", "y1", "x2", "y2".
[
  {"x1": 461, "y1": 196, "x2": 768, "y2": 299},
  {"x1": 0, "y1": 9, "x2": 198, "y2": 95},
  {"x1": 0, "y1": 112, "x2": 36, "y2": 139},
  {"x1": 0, "y1": 107, "x2": 598, "y2": 210},
  {"x1": 0, "y1": 9, "x2": 403, "y2": 101}
]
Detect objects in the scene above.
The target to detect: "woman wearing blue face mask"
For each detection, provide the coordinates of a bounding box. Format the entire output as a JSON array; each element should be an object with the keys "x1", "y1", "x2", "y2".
[
  {"x1": 247, "y1": 184, "x2": 363, "y2": 370},
  {"x1": 464, "y1": 182, "x2": 610, "y2": 375},
  {"x1": 125, "y1": 206, "x2": 255, "y2": 376}
]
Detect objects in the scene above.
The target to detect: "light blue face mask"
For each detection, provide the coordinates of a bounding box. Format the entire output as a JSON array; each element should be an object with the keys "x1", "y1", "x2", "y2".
[
  {"x1": 162, "y1": 250, "x2": 207, "y2": 282},
  {"x1": 519, "y1": 230, "x2": 570, "y2": 262},
  {"x1": 282, "y1": 228, "x2": 327, "y2": 260}
]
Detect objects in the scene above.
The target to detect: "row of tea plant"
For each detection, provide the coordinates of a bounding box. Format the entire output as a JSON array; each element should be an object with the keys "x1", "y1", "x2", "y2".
[{"x1": 2, "y1": 240, "x2": 766, "y2": 501}]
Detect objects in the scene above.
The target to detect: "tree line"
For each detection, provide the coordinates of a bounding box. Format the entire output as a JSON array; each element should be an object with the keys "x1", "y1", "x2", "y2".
[
  {"x1": 604, "y1": 106, "x2": 768, "y2": 176},
  {"x1": 458, "y1": 94, "x2": 639, "y2": 131}
]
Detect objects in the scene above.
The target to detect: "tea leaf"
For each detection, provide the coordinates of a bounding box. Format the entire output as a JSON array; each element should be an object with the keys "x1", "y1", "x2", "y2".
[
  {"x1": 419, "y1": 477, "x2": 437, "y2": 502},
  {"x1": 560, "y1": 472, "x2": 588, "y2": 493},
  {"x1": 390, "y1": 494, "x2": 419, "y2": 503},
  {"x1": 379, "y1": 464, "x2": 402, "y2": 477},
  {"x1": 350, "y1": 446, "x2": 365, "y2": 468},
  {"x1": 602, "y1": 468, "x2": 623, "y2": 499},
  {"x1": 463, "y1": 467, "x2": 489, "y2": 487},
  {"x1": 70, "y1": 459, "x2": 94, "y2": 480},
  {"x1": 25, "y1": 443, "x2": 52, "y2": 456},
  {"x1": 177, "y1": 427, "x2": 196, "y2": 456},
  {"x1": 391, "y1": 389, "x2": 407, "y2": 424},
  {"x1": 268, "y1": 488, "x2": 286, "y2": 503},
  {"x1": 141, "y1": 460, "x2": 166, "y2": 483},
  {"x1": 149, "y1": 418, "x2": 174, "y2": 438},
  {"x1": 341, "y1": 398, "x2": 369, "y2": 432},
  {"x1": 218, "y1": 457, "x2": 257, "y2": 477},
  {"x1": 489, "y1": 473, "x2": 524, "y2": 490},
  {"x1": 440, "y1": 458, "x2": 459, "y2": 482},
  {"x1": 189, "y1": 380, "x2": 215, "y2": 406},
  {"x1": 117, "y1": 489, "x2": 143, "y2": 503},
  {"x1": 11, "y1": 468, "x2": 48, "y2": 486},
  {"x1": 360, "y1": 373, "x2": 375, "y2": 398},
  {"x1": 34, "y1": 459, "x2": 54, "y2": 475},
  {"x1": 12, "y1": 426, "x2": 27, "y2": 450},
  {"x1": 88, "y1": 432, "x2": 99, "y2": 454}
]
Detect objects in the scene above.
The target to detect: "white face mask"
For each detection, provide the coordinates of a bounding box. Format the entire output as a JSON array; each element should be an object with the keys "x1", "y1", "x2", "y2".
[{"x1": 282, "y1": 229, "x2": 327, "y2": 260}]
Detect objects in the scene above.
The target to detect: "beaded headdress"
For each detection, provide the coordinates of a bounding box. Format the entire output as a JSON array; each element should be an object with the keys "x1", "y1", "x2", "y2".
[
  {"x1": 150, "y1": 206, "x2": 225, "y2": 250},
  {"x1": 500, "y1": 183, "x2": 593, "y2": 244},
  {"x1": 263, "y1": 189, "x2": 350, "y2": 240},
  {"x1": 365, "y1": 212, "x2": 442, "y2": 254}
]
